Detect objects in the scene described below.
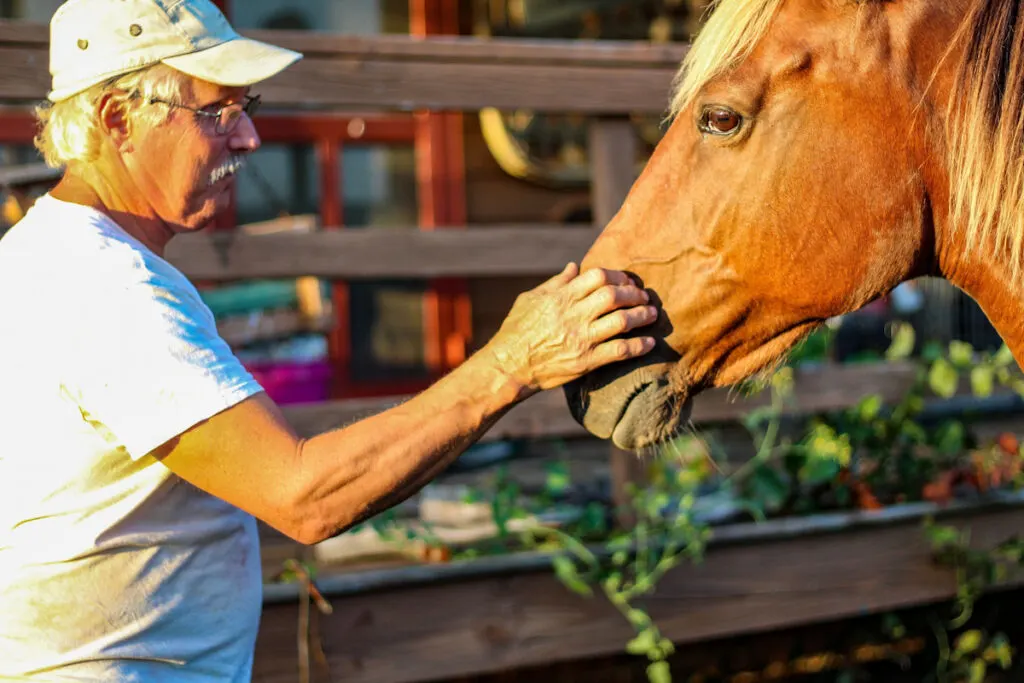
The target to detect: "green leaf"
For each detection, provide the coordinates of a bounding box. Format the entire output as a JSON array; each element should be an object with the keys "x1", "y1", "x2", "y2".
[
  {"x1": 883, "y1": 613, "x2": 906, "y2": 639},
  {"x1": 900, "y1": 420, "x2": 928, "y2": 444},
  {"x1": 969, "y1": 659, "x2": 987, "y2": 683},
  {"x1": 971, "y1": 365, "x2": 995, "y2": 398},
  {"x1": 929, "y1": 358, "x2": 959, "y2": 398},
  {"x1": 856, "y1": 394, "x2": 883, "y2": 422},
  {"x1": 955, "y1": 629, "x2": 984, "y2": 657},
  {"x1": 922, "y1": 340, "x2": 944, "y2": 363},
  {"x1": 804, "y1": 423, "x2": 853, "y2": 466},
  {"x1": 798, "y1": 455, "x2": 841, "y2": 487},
  {"x1": 994, "y1": 344, "x2": 1016, "y2": 368},
  {"x1": 770, "y1": 367, "x2": 794, "y2": 398},
  {"x1": 646, "y1": 661, "x2": 672, "y2": 683},
  {"x1": 990, "y1": 634, "x2": 1013, "y2": 669},
  {"x1": 925, "y1": 522, "x2": 964, "y2": 550},
  {"x1": 949, "y1": 340, "x2": 975, "y2": 367},
  {"x1": 552, "y1": 556, "x2": 591, "y2": 596},
  {"x1": 748, "y1": 466, "x2": 789, "y2": 513},
  {"x1": 886, "y1": 322, "x2": 916, "y2": 360},
  {"x1": 935, "y1": 421, "x2": 967, "y2": 457},
  {"x1": 544, "y1": 461, "x2": 571, "y2": 496},
  {"x1": 626, "y1": 629, "x2": 658, "y2": 655}
]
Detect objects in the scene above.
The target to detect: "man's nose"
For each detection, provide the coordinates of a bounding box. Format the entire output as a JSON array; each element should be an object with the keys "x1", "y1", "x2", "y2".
[{"x1": 229, "y1": 113, "x2": 261, "y2": 152}]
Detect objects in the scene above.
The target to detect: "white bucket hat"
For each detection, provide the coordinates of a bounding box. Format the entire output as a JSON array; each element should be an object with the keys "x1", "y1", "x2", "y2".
[{"x1": 47, "y1": 0, "x2": 303, "y2": 102}]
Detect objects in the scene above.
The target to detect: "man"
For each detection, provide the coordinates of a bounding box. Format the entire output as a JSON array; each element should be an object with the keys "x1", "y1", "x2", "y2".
[{"x1": 0, "y1": 0, "x2": 658, "y2": 680}]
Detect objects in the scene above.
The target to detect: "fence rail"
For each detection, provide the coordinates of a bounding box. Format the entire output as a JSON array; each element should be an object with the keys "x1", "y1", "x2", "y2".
[{"x1": 0, "y1": 22, "x2": 687, "y2": 113}]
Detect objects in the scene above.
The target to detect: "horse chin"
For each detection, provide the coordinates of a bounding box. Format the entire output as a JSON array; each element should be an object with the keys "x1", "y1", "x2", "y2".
[
  {"x1": 611, "y1": 379, "x2": 694, "y2": 451},
  {"x1": 565, "y1": 324, "x2": 821, "y2": 451},
  {"x1": 564, "y1": 357, "x2": 691, "y2": 451}
]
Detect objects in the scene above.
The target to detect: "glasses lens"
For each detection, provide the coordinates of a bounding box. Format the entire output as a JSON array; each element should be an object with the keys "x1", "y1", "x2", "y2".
[
  {"x1": 217, "y1": 96, "x2": 260, "y2": 135},
  {"x1": 218, "y1": 106, "x2": 243, "y2": 135}
]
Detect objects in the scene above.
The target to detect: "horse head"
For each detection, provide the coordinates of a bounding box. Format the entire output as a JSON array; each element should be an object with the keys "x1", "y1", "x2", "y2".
[{"x1": 565, "y1": 0, "x2": 1024, "y2": 450}]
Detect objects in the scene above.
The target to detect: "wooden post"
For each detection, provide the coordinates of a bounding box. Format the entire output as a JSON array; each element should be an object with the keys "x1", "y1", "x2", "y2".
[{"x1": 587, "y1": 118, "x2": 646, "y2": 527}]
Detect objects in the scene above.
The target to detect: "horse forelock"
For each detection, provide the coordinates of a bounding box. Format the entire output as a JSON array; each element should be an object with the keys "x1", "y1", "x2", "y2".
[{"x1": 668, "y1": 0, "x2": 785, "y2": 119}]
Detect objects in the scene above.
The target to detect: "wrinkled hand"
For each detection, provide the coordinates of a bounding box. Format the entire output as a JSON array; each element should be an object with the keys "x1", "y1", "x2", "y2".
[{"x1": 483, "y1": 262, "x2": 659, "y2": 394}]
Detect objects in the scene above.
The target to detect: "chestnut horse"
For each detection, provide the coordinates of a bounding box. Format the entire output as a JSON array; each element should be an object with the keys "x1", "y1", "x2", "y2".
[{"x1": 565, "y1": 0, "x2": 1024, "y2": 450}]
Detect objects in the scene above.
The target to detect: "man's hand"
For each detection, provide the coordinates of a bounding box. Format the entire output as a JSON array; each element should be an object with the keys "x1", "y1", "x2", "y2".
[{"x1": 483, "y1": 262, "x2": 658, "y2": 394}]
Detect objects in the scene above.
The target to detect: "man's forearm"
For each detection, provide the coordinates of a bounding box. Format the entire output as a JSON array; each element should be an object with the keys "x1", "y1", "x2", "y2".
[{"x1": 293, "y1": 347, "x2": 529, "y2": 542}]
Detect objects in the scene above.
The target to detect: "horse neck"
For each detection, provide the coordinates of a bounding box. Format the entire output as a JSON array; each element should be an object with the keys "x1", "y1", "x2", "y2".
[{"x1": 937, "y1": 235, "x2": 1024, "y2": 364}]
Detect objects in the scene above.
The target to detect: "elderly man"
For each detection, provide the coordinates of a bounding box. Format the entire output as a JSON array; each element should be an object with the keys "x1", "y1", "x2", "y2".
[{"x1": 0, "y1": 0, "x2": 658, "y2": 680}]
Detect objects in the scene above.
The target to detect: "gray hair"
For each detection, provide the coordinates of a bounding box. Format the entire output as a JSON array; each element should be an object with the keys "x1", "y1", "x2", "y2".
[{"x1": 33, "y1": 64, "x2": 193, "y2": 168}]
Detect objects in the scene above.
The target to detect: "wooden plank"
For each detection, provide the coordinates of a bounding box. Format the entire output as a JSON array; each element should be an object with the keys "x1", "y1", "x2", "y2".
[
  {"x1": 0, "y1": 23, "x2": 688, "y2": 67},
  {"x1": 0, "y1": 162, "x2": 60, "y2": 188},
  {"x1": 589, "y1": 117, "x2": 647, "y2": 526},
  {"x1": 253, "y1": 500, "x2": 1024, "y2": 683},
  {"x1": 589, "y1": 118, "x2": 638, "y2": 226},
  {"x1": 164, "y1": 226, "x2": 597, "y2": 280},
  {"x1": 0, "y1": 22, "x2": 687, "y2": 113},
  {"x1": 278, "y1": 361, "x2": 954, "y2": 441}
]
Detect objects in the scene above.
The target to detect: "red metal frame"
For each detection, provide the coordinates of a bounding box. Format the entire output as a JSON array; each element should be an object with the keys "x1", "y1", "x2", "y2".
[{"x1": 411, "y1": 0, "x2": 472, "y2": 374}]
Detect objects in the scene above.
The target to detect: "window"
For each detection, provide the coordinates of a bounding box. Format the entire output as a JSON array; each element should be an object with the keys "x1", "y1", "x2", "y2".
[
  {"x1": 340, "y1": 144, "x2": 427, "y2": 383},
  {"x1": 3, "y1": 0, "x2": 63, "y2": 21},
  {"x1": 234, "y1": 144, "x2": 320, "y2": 225},
  {"x1": 230, "y1": 0, "x2": 409, "y2": 35}
]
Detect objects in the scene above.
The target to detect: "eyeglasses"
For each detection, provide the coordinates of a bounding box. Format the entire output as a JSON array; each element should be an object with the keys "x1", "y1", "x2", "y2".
[{"x1": 142, "y1": 94, "x2": 261, "y2": 135}]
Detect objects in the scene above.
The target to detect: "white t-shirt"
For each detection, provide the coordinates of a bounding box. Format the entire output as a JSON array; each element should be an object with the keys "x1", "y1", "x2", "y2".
[{"x1": 0, "y1": 195, "x2": 266, "y2": 681}]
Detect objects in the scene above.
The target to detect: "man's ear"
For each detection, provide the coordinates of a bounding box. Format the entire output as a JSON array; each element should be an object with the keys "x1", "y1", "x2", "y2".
[{"x1": 97, "y1": 93, "x2": 132, "y2": 153}]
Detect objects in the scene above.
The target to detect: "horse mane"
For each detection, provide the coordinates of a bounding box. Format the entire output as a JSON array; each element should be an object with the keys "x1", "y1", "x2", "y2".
[
  {"x1": 669, "y1": 0, "x2": 1024, "y2": 281},
  {"x1": 946, "y1": 0, "x2": 1024, "y2": 280}
]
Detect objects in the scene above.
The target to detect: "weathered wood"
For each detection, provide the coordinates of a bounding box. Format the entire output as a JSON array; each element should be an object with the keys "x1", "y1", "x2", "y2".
[
  {"x1": 253, "y1": 498, "x2": 1024, "y2": 683},
  {"x1": 165, "y1": 226, "x2": 598, "y2": 280},
  {"x1": 589, "y1": 118, "x2": 639, "y2": 226},
  {"x1": 278, "y1": 361, "x2": 973, "y2": 441},
  {"x1": 589, "y1": 117, "x2": 647, "y2": 525},
  {"x1": 0, "y1": 22, "x2": 687, "y2": 113},
  {"x1": 0, "y1": 162, "x2": 60, "y2": 188}
]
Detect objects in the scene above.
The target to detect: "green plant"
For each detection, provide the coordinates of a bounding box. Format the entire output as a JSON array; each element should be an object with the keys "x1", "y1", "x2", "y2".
[
  {"x1": 328, "y1": 325, "x2": 1024, "y2": 683},
  {"x1": 923, "y1": 519, "x2": 1023, "y2": 682}
]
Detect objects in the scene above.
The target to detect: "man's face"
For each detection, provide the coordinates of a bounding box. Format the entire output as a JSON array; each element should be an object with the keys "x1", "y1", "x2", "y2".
[{"x1": 123, "y1": 78, "x2": 259, "y2": 232}]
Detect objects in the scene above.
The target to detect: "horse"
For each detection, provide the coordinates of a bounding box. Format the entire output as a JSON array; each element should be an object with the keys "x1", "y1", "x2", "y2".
[{"x1": 564, "y1": 0, "x2": 1024, "y2": 451}]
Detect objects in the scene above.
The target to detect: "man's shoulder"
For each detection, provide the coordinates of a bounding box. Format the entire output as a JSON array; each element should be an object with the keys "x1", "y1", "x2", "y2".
[{"x1": 1, "y1": 195, "x2": 205, "y2": 322}]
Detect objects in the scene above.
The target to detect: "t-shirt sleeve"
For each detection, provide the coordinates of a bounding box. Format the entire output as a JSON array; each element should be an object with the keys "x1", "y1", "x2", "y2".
[{"x1": 62, "y1": 261, "x2": 265, "y2": 461}]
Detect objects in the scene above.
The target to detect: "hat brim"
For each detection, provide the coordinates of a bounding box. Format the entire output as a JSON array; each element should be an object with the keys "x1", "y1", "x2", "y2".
[{"x1": 161, "y1": 36, "x2": 302, "y2": 89}]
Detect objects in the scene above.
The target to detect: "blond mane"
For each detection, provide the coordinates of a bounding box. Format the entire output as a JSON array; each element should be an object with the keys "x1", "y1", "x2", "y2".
[
  {"x1": 669, "y1": 0, "x2": 784, "y2": 118},
  {"x1": 946, "y1": 0, "x2": 1024, "y2": 281},
  {"x1": 670, "y1": 0, "x2": 1024, "y2": 282}
]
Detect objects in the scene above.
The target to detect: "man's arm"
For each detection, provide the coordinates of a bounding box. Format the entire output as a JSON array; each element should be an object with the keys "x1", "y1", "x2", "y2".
[{"x1": 157, "y1": 265, "x2": 657, "y2": 544}]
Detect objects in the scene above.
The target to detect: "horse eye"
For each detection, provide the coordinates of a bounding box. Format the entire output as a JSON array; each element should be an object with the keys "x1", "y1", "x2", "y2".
[{"x1": 700, "y1": 107, "x2": 742, "y2": 136}]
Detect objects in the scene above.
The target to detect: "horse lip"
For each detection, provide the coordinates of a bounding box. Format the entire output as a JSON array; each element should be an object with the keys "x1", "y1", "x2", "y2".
[
  {"x1": 568, "y1": 378, "x2": 653, "y2": 440},
  {"x1": 610, "y1": 379, "x2": 692, "y2": 450}
]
